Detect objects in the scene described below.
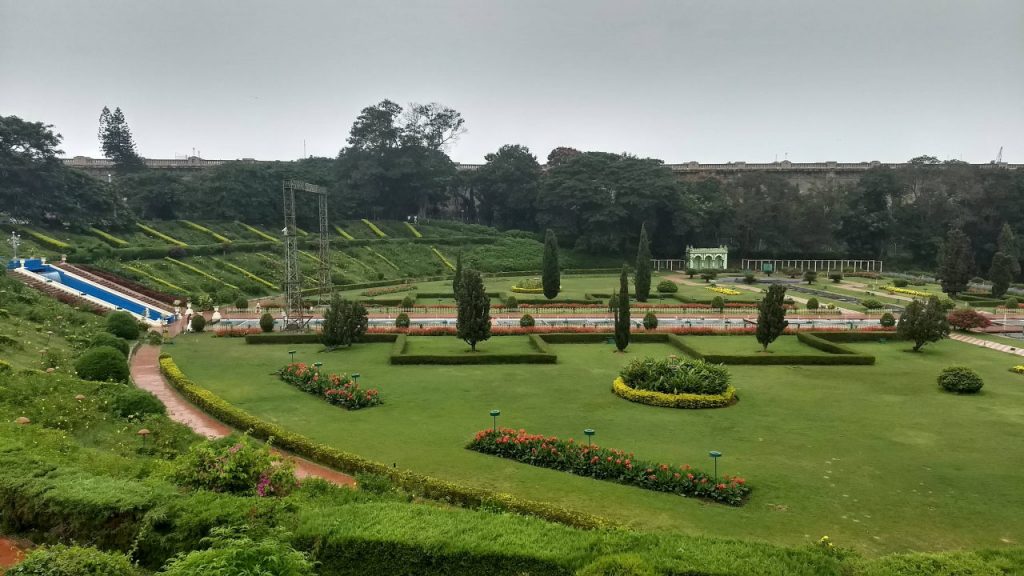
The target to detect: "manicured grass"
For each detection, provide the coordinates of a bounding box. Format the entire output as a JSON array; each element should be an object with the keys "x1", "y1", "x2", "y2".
[
  {"x1": 404, "y1": 336, "x2": 539, "y2": 355},
  {"x1": 170, "y1": 334, "x2": 1024, "y2": 556},
  {"x1": 683, "y1": 334, "x2": 830, "y2": 356}
]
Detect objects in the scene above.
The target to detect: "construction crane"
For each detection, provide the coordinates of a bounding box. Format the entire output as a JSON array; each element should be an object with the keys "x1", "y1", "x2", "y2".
[{"x1": 995, "y1": 146, "x2": 1003, "y2": 165}]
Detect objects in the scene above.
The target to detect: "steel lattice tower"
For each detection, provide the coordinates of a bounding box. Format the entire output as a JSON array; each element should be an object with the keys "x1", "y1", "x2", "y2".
[{"x1": 281, "y1": 180, "x2": 330, "y2": 328}]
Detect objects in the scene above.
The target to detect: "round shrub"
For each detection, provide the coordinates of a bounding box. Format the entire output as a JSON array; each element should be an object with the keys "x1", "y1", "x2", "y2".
[
  {"x1": 1005, "y1": 296, "x2": 1019, "y2": 309},
  {"x1": 105, "y1": 310, "x2": 140, "y2": 340},
  {"x1": 710, "y1": 296, "x2": 725, "y2": 311},
  {"x1": 235, "y1": 296, "x2": 249, "y2": 309},
  {"x1": 395, "y1": 312, "x2": 411, "y2": 328},
  {"x1": 160, "y1": 530, "x2": 314, "y2": 576},
  {"x1": 520, "y1": 313, "x2": 536, "y2": 327},
  {"x1": 145, "y1": 331, "x2": 163, "y2": 345},
  {"x1": 74, "y1": 346, "x2": 130, "y2": 383},
  {"x1": 743, "y1": 273, "x2": 756, "y2": 284},
  {"x1": 700, "y1": 271, "x2": 717, "y2": 283},
  {"x1": 259, "y1": 312, "x2": 275, "y2": 333},
  {"x1": 806, "y1": 297, "x2": 819, "y2": 311},
  {"x1": 861, "y1": 298, "x2": 884, "y2": 310},
  {"x1": 98, "y1": 383, "x2": 166, "y2": 418},
  {"x1": 642, "y1": 312, "x2": 658, "y2": 330},
  {"x1": 191, "y1": 315, "x2": 206, "y2": 333},
  {"x1": 620, "y1": 356, "x2": 730, "y2": 395},
  {"x1": 7, "y1": 544, "x2": 138, "y2": 576},
  {"x1": 879, "y1": 312, "x2": 896, "y2": 327},
  {"x1": 656, "y1": 280, "x2": 677, "y2": 293},
  {"x1": 400, "y1": 295, "x2": 415, "y2": 310},
  {"x1": 504, "y1": 295, "x2": 518, "y2": 310},
  {"x1": 893, "y1": 278, "x2": 909, "y2": 288},
  {"x1": 938, "y1": 366, "x2": 984, "y2": 394},
  {"x1": 174, "y1": 435, "x2": 297, "y2": 496},
  {"x1": 89, "y1": 332, "x2": 129, "y2": 357},
  {"x1": 829, "y1": 272, "x2": 843, "y2": 283}
]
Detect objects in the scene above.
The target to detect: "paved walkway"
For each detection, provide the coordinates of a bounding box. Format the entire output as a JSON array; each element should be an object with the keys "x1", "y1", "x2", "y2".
[
  {"x1": 950, "y1": 333, "x2": 1024, "y2": 357},
  {"x1": 129, "y1": 345, "x2": 356, "y2": 486}
]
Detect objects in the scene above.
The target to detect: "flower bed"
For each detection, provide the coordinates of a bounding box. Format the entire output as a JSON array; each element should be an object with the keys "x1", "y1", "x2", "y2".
[
  {"x1": 612, "y1": 377, "x2": 737, "y2": 409},
  {"x1": 883, "y1": 286, "x2": 932, "y2": 298},
  {"x1": 362, "y1": 218, "x2": 388, "y2": 238},
  {"x1": 361, "y1": 283, "x2": 417, "y2": 297},
  {"x1": 467, "y1": 428, "x2": 749, "y2": 505},
  {"x1": 278, "y1": 362, "x2": 381, "y2": 410},
  {"x1": 1012, "y1": 365, "x2": 1024, "y2": 375},
  {"x1": 706, "y1": 286, "x2": 742, "y2": 296},
  {"x1": 510, "y1": 277, "x2": 547, "y2": 294},
  {"x1": 620, "y1": 355, "x2": 731, "y2": 395}
]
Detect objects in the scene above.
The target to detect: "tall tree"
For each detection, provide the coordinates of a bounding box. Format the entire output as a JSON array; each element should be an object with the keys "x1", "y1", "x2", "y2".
[
  {"x1": 997, "y1": 223, "x2": 1021, "y2": 278},
  {"x1": 756, "y1": 285, "x2": 789, "y2": 351},
  {"x1": 473, "y1": 144, "x2": 541, "y2": 229},
  {"x1": 838, "y1": 167, "x2": 899, "y2": 258},
  {"x1": 897, "y1": 296, "x2": 949, "y2": 352},
  {"x1": 452, "y1": 251, "x2": 464, "y2": 302},
  {"x1": 456, "y1": 268, "x2": 491, "y2": 351},
  {"x1": 542, "y1": 229, "x2": 561, "y2": 300},
  {"x1": 98, "y1": 106, "x2": 144, "y2": 171},
  {"x1": 613, "y1": 265, "x2": 631, "y2": 352},
  {"x1": 989, "y1": 252, "x2": 1014, "y2": 298},
  {"x1": 634, "y1": 223, "x2": 652, "y2": 302},
  {"x1": 321, "y1": 295, "x2": 368, "y2": 348},
  {"x1": 938, "y1": 227, "x2": 974, "y2": 297}
]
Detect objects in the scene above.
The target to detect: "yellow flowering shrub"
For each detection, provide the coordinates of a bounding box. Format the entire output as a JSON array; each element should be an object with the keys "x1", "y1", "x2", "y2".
[{"x1": 611, "y1": 377, "x2": 737, "y2": 409}]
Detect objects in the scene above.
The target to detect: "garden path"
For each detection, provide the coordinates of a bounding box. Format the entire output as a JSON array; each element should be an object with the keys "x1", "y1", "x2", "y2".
[
  {"x1": 129, "y1": 345, "x2": 357, "y2": 486},
  {"x1": 0, "y1": 537, "x2": 26, "y2": 569},
  {"x1": 664, "y1": 274, "x2": 863, "y2": 315},
  {"x1": 949, "y1": 333, "x2": 1024, "y2": 357}
]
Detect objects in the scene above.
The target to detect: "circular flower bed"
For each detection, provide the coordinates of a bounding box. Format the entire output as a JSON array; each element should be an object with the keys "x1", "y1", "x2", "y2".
[{"x1": 614, "y1": 356, "x2": 736, "y2": 408}]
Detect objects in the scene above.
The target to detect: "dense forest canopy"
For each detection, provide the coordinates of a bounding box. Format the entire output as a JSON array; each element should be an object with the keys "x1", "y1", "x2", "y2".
[{"x1": 2, "y1": 105, "x2": 1023, "y2": 272}]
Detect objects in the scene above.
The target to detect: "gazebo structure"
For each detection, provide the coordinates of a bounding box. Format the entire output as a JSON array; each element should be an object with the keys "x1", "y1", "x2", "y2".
[{"x1": 685, "y1": 246, "x2": 728, "y2": 270}]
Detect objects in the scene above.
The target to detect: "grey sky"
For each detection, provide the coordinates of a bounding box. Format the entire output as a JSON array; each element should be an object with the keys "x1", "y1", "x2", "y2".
[{"x1": 2, "y1": 0, "x2": 1022, "y2": 164}]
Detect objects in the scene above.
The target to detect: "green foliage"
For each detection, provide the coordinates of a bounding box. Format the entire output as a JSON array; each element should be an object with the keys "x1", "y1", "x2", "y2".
[
  {"x1": 520, "y1": 313, "x2": 536, "y2": 327},
  {"x1": 74, "y1": 346, "x2": 130, "y2": 382},
  {"x1": 89, "y1": 332, "x2": 129, "y2": 357},
  {"x1": 473, "y1": 144, "x2": 542, "y2": 230},
  {"x1": 106, "y1": 310, "x2": 140, "y2": 340},
  {"x1": 235, "y1": 296, "x2": 249, "y2": 309},
  {"x1": 700, "y1": 271, "x2": 717, "y2": 282},
  {"x1": 259, "y1": 312, "x2": 275, "y2": 333},
  {"x1": 456, "y1": 268, "x2": 491, "y2": 351},
  {"x1": 743, "y1": 273, "x2": 756, "y2": 284},
  {"x1": 452, "y1": 251, "x2": 464, "y2": 302},
  {"x1": 989, "y1": 251, "x2": 1014, "y2": 297},
  {"x1": 642, "y1": 312, "x2": 658, "y2": 329},
  {"x1": 685, "y1": 268, "x2": 697, "y2": 278},
  {"x1": 756, "y1": 285, "x2": 789, "y2": 351},
  {"x1": 804, "y1": 269, "x2": 818, "y2": 284},
  {"x1": 99, "y1": 383, "x2": 166, "y2": 418},
  {"x1": 504, "y1": 295, "x2": 519, "y2": 310},
  {"x1": 711, "y1": 295, "x2": 725, "y2": 311},
  {"x1": 613, "y1": 266, "x2": 630, "y2": 352},
  {"x1": 7, "y1": 544, "x2": 138, "y2": 576},
  {"x1": 145, "y1": 331, "x2": 163, "y2": 345},
  {"x1": 861, "y1": 298, "x2": 884, "y2": 310},
  {"x1": 400, "y1": 295, "x2": 415, "y2": 309},
  {"x1": 937, "y1": 366, "x2": 984, "y2": 394},
  {"x1": 1006, "y1": 296, "x2": 1019, "y2": 309},
  {"x1": 806, "y1": 297, "x2": 820, "y2": 310},
  {"x1": 321, "y1": 295, "x2": 368, "y2": 348},
  {"x1": 395, "y1": 312, "x2": 411, "y2": 328},
  {"x1": 542, "y1": 229, "x2": 561, "y2": 299},
  {"x1": 173, "y1": 435, "x2": 297, "y2": 497},
  {"x1": 897, "y1": 296, "x2": 950, "y2": 352},
  {"x1": 829, "y1": 272, "x2": 843, "y2": 283},
  {"x1": 160, "y1": 527, "x2": 315, "y2": 576},
  {"x1": 880, "y1": 312, "x2": 896, "y2": 327},
  {"x1": 620, "y1": 356, "x2": 730, "y2": 395},
  {"x1": 893, "y1": 278, "x2": 909, "y2": 288},
  {"x1": 655, "y1": 279, "x2": 677, "y2": 293},
  {"x1": 575, "y1": 554, "x2": 657, "y2": 576},
  {"x1": 939, "y1": 227, "x2": 975, "y2": 296},
  {"x1": 947, "y1": 308, "x2": 992, "y2": 331},
  {"x1": 634, "y1": 223, "x2": 652, "y2": 302},
  {"x1": 190, "y1": 315, "x2": 206, "y2": 333}
]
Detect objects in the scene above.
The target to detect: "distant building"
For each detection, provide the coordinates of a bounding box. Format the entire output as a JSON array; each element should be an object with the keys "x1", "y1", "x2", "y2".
[{"x1": 685, "y1": 245, "x2": 728, "y2": 270}]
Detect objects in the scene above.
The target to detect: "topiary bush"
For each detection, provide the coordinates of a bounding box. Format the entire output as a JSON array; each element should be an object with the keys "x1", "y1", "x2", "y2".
[
  {"x1": 620, "y1": 356, "x2": 730, "y2": 395},
  {"x1": 74, "y1": 346, "x2": 130, "y2": 383},
  {"x1": 829, "y1": 272, "x2": 843, "y2": 283},
  {"x1": 656, "y1": 279, "x2": 677, "y2": 293},
  {"x1": 504, "y1": 295, "x2": 518, "y2": 310},
  {"x1": 1005, "y1": 296, "x2": 1019, "y2": 309},
  {"x1": 700, "y1": 271, "x2": 717, "y2": 283},
  {"x1": 520, "y1": 313, "x2": 535, "y2": 327},
  {"x1": 191, "y1": 315, "x2": 206, "y2": 333},
  {"x1": 400, "y1": 295, "x2": 415, "y2": 310},
  {"x1": 395, "y1": 312, "x2": 411, "y2": 328},
  {"x1": 235, "y1": 296, "x2": 249, "y2": 310},
  {"x1": 743, "y1": 273, "x2": 756, "y2": 284},
  {"x1": 642, "y1": 312, "x2": 658, "y2": 330},
  {"x1": 98, "y1": 383, "x2": 166, "y2": 418},
  {"x1": 893, "y1": 278, "x2": 909, "y2": 288},
  {"x1": 710, "y1": 295, "x2": 725, "y2": 311},
  {"x1": 806, "y1": 297, "x2": 820, "y2": 311},
  {"x1": 938, "y1": 366, "x2": 984, "y2": 394},
  {"x1": 89, "y1": 332, "x2": 130, "y2": 357},
  {"x1": 861, "y1": 299, "x2": 884, "y2": 310},
  {"x1": 880, "y1": 312, "x2": 896, "y2": 327},
  {"x1": 105, "y1": 310, "x2": 140, "y2": 340},
  {"x1": 6, "y1": 544, "x2": 138, "y2": 576},
  {"x1": 259, "y1": 312, "x2": 275, "y2": 333},
  {"x1": 145, "y1": 331, "x2": 163, "y2": 345}
]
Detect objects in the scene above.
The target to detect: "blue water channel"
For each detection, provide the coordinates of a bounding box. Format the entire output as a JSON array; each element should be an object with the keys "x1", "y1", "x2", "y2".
[{"x1": 22, "y1": 260, "x2": 170, "y2": 322}]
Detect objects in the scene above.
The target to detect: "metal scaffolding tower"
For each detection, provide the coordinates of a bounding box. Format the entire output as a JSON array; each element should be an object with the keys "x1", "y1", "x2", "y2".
[{"x1": 282, "y1": 180, "x2": 330, "y2": 328}]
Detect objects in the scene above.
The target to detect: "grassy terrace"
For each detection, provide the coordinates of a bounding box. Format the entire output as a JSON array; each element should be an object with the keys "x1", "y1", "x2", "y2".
[{"x1": 170, "y1": 333, "x2": 1024, "y2": 556}]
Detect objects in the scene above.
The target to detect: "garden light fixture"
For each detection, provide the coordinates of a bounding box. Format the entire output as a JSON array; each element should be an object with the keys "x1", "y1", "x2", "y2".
[
  {"x1": 709, "y1": 450, "x2": 722, "y2": 480},
  {"x1": 584, "y1": 428, "x2": 595, "y2": 446},
  {"x1": 288, "y1": 350, "x2": 296, "y2": 362},
  {"x1": 489, "y1": 409, "x2": 501, "y2": 432}
]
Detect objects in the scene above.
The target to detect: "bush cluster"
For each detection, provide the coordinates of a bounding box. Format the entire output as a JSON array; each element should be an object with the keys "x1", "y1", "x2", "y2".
[
  {"x1": 395, "y1": 312, "x2": 411, "y2": 328},
  {"x1": 74, "y1": 346, "x2": 130, "y2": 383},
  {"x1": 642, "y1": 312, "x2": 658, "y2": 329},
  {"x1": 6, "y1": 544, "x2": 138, "y2": 576},
  {"x1": 89, "y1": 332, "x2": 130, "y2": 357},
  {"x1": 620, "y1": 356, "x2": 730, "y2": 395},
  {"x1": 520, "y1": 313, "x2": 535, "y2": 327},
  {"x1": 938, "y1": 366, "x2": 984, "y2": 394},
  {"x1": 99, "y1": 383, "x2": 166, "y2": 418},
  {"x1": 655, "y1": 279, "x2": 678, "y2": 293},
  {"x1": 259, "y1": 312, "x2": 275, "y2": 332},
  {"x1": 173, "y1": 435, "x2": 297, "y2": 497},
  {"x1": 105, "y1": 310, "x2": 140, "y2": 340}
]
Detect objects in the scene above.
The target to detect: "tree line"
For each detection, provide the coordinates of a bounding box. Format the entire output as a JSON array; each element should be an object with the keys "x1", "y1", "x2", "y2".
[{"x1": 3, "y1": 103, "x2": 1024, "y2": 275}]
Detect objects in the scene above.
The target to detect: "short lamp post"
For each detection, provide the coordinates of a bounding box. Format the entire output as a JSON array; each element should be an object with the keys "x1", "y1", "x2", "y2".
[
  {"x1": 288, "y1": 350, "x2": 296, "y2": 363},
  {"x1": 584, "y1": 428, "x2": 595, "y2": 446},
  {"x1": 709, "y1": 450, "x2": 722, "y2": 481},
  {"x1": 352, "y1": 372, "x2": 360, "y2": 383},
  {"x1": 312, "y1": 361, "x2": 323, "y2": 372},
  {"x1": 489, "y1": 409, "x2": 501, "y2": 432}
]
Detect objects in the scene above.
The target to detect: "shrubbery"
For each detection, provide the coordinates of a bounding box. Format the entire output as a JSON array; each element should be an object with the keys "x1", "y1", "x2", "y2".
[
  {"x1": 620, "y1": 356, "x2": 730, "y2": 395},
  {"x1": 190, "y1": 315, "x2": 206, "y2": 333},
  {"x1": 99, "y1": 383, "x2": 166, "y2": 418},
  {"x1": 861, "y1": 299, "x2": 884, "y2": 310},
  {"x1": 235, "y1": 296, "x2": 249, "y2": 309},
  {"x1": 520, "y1": 313, "x2": 535, "y2": 327},
  {"x1": 395, "y1": 312, "x2": 411, "y2": 328},
  {"x1": 642, "y1": 312, "x2": 658, "y2": 329},
  {"x1": 880, "y1": 312, "x2": 896, "y2": 327},
  {"x1": 74, "y1": 346, "x2": 130, "y2": 383},
  {"x1": 829, "y1": 272, "x2": 843, "y2": 283},
  {"x1": 401, "y1": 295, "x2": 415, "y2": 309},
  {"x1": 89, "y1": 332, "x2": 130, "y2": 357},
  {"x1": 259, "y1": 312, "x2": 275, "y2": 332},
  {"x1": 6, "y1": 544, "x2": 138, "y2": 576},
  {"x1": 806, "y1": 297, "x2": 819, "y2": 310},
  {"x1": 160, "y1": 527, "x2": 314, "y2": 576},
  {"x1": 173, "y1": 435, "x2": 297, "y2": 497},
  {"x1": 947, "y1": 308, "x2": 992, "y2": 331},
  {"x1": 893, "y1": 279, "x2": 909, "y2": 288},
  {"x1": 938, "y1": 366, "x2": 984, "y2": 394},
  {"x1": 106, "y1": 310, "x2": 140, "y2": 340},
  {"x1": 656, "y1": 279, "x2": 677, "y2": 293},
  {"x1": 278, "y1": 362, "x2": 381, "y2": 410}
]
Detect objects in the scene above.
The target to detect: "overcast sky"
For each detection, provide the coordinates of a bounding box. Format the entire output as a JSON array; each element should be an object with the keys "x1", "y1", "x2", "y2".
[{"x1": 2, "y1": 0, "x2": 1022, "y2": 164}]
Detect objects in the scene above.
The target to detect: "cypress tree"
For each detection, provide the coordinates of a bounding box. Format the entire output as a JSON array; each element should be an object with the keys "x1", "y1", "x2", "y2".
[
  {"x1": 542, "y1": 229, "x2": 560, "y2": 300},
  {"x1": 321, "y1": 295, "x2": 368, "y2": 348},
  {"x1": 938, "y1": 227, "x2": 974, "y2": 297},
  {"x1": 456, "y1": 268, "x2": 491, "y2": 351},
  {"x1": 997, "y1": 223, "x2": 1021, "y2": 278},
  {"x1": 452, "y1": 251, "x2": 464, "y2": 302},
  {"x1": 989, "y1": 251, "x2": 1013, "y2": 298},
  {"x1": 634, "y1": 223, "x2": 652, "y2": 302},
  {"x1": 613, "y1": 265, "x2": 631, "y2": 352},
  {"x1": 755, "y1": 284, "x2": 789, "y2": 351}
]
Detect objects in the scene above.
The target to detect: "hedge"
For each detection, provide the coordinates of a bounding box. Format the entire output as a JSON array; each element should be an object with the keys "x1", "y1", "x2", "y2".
[
  {"x1": 362, "y1": 219, "x2": 388, "y2": 238},
  {"x1": 164, "y1": 257, "x2": 239, "y2": 289},
  {"x1": 239, "y1": 222, "x2": 280, "y2": 243},
  {"x1": 22, "y1": 228, "x2": 72, "y2": 251},
  {"x1": 157, "y1": 355, "x2": 607, "y2": 529},
  {"x1": 89, "y1": 227, "x2": 129, "y2": 247},
  {"x1": 389, "y1": 334, "x2": 558, "y2": 365},
  {"x1": 244, "y1": 333, "x2": 398, "y2": 345},
  {"x1": 612, "y1": 377, "x2": 737, "y2": 409},
  {"x1": 673, "y1": 333, "x2": 877, "y2": 365},
  {"x1": 180, "y1": 220, "x2": 232, "y2": 243},
  {"x1": 136, "y1": 223, "x2": 187, "y2": 247}
]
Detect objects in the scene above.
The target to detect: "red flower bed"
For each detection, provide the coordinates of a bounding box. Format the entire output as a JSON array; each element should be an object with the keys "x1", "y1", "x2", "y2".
[
  {"x1": 468, "y1": 428, "x2": 749, "y2": 505},
  {"x1": 278, "y1": 362, "x2": 381, "y2": 410},
  {"x1": 361, "y1": 283, "x2": 416, "y2": 297},
  {"x1": 213, "y1": 327, "x2": 263, "y2": 338}
]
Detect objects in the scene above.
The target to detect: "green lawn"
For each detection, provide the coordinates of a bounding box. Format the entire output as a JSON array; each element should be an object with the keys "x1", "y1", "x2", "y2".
[
  {"x1": 683, "y1": 334, "x2": 830, "y2": 356},
  {"x1": 404, "y1": 335, "x2": 539, "y2": 355},
  {"x1": 169, "y1": 333, "x2": 1024, "y2": 556}
]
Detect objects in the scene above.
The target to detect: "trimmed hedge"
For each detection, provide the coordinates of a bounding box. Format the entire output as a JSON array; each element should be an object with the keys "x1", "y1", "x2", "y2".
[
  {"x1": 158, "y1": 355, "x2": 606, "y2": 529},
  {"x1": 671, "y1": 333, "x2": 877, "y2": 365},
  {"x1": 612, "y1": 377, "x2": 737, "y2": 409},
  {"x1": 245, "y1": 332, "x2": 398, "y2": 345},
  {"x1": 389, "y1": 334, "x2": 558, "y2": 365}
]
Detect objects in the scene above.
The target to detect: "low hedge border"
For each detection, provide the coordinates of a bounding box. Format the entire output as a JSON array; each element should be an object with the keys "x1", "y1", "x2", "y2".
[
  {"x1": 612, "y1": 377, "x2": 737, "y2": 409},
  {"x1": 244, "y1": 333, "x2": 398, "y2": 345},
  {"x1": 674, "y1": 333, "x2": 876, "y2": 365},
  {"x1": 158, "y1": 355, "x2": 606, "y2": 529},
  {"x1": 389, "y1": 334, "x2": 558, "y2": 365}
]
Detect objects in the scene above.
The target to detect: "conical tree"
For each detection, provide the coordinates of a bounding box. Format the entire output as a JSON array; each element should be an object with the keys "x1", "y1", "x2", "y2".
[
  {"x1": 756, "y1": 284, "x2": 789, "y2": 351},
  {"x1": 321, "y1": 294, "x2": 368, "y2": 348},
  {"x1": 542, "y1": 229, "x2": 561, "y2": 300},
  {"x1": 452, "y1": 251, "x2": 464, "y2": 302},
  {"x1": 997, "y1": 223, "x2": 1021, "y2": 278},
  {"x1": 613, "y1": 265, "x2": 631, "y2": 352},
  {"x1": 634, "y1": 223, "x2": 652, "y2": 302},
  {"x1": 938, "y1": 227, "x2": 974, "y2": 297},
  {"x1": 989, "y1": 251, "x2": 1014, "y2": 298},
  {"x1": 456, "y1": 268, "x2": 491, "y2": 351},
  {"x1": 98, "y1": 106, "x2": 143, "y2": 171}
]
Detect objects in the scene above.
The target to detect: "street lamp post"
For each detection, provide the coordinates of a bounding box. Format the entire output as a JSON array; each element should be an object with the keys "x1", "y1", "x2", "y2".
[
  {"x1": 489, "y1": 409, "x2": 501, "y2": 432},
  {"x1": 709, "y1": 450, "x2": 722, "y2": 481}
]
